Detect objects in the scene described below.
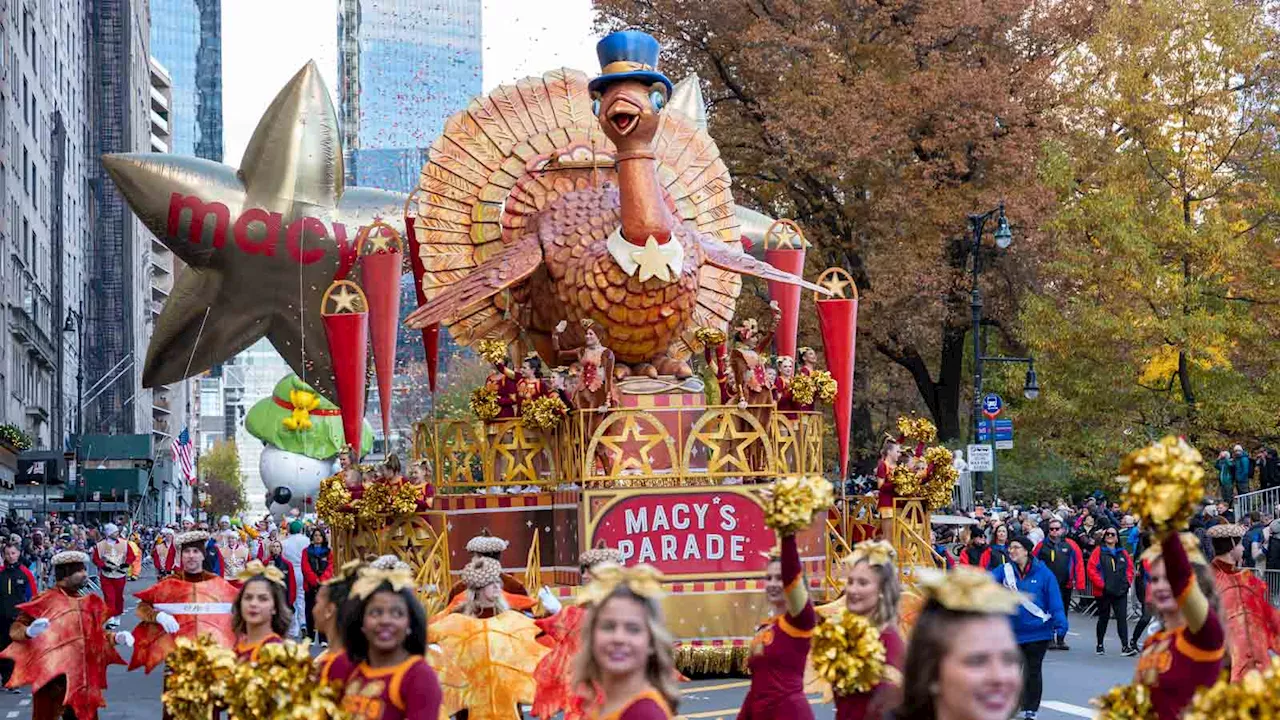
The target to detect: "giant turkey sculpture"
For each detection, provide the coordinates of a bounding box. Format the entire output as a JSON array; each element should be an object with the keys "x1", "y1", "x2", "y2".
[{"x1": 405, "y1": 31, "x2": 825, "y2": 378}]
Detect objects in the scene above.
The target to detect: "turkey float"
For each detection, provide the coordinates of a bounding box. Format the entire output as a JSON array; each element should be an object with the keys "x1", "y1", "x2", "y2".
[{"x1": 404, "y1": 31, "x2": 828, "y2": 376}]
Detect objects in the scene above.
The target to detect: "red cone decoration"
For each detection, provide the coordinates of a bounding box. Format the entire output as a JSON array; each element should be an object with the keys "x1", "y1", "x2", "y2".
[
  {"x1": 403, "y1": 194, "x2": 440, "y2": 393},
  {"x1": 358, "y1": 221, "x2": 404, "y2": 439},
  {"x1": 320, "y1": 280, "x2": 370, "y2": 456},
  {"x1": 814, "y1": 268, "x2": 859, "y2": 482},
  {"x1": 763, "y1": 220, "x2": 808, "y2": 360}
]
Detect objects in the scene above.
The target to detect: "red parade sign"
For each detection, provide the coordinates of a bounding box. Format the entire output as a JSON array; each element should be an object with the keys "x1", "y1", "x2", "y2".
[{"x1": 583, "y1": 487, "x2": 773, "y2": 579}]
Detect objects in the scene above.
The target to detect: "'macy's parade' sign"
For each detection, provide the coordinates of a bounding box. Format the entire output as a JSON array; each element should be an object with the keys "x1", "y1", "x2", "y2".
[{"x1": 582, "y1": 486, "x2": 773, "y2": 579}]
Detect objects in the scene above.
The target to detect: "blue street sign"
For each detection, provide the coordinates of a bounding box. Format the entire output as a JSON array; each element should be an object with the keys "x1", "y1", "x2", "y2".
[
  {"x1": 976, "y1": 419, "x2": 1013, "y2": 442},
  {"x1": 982, "y1": 393, "x2": 1004, "y2": 418}
]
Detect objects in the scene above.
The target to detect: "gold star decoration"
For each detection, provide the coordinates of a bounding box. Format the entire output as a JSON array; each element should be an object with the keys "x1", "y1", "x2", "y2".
[
  {"x1": 815, "y1": 267, "x2": 856, "y2": 299},
  {"x1": 100, "y1": 61, "x2": 406, "y2": 404},
  {"x1": 629, "y1": 235, "x2": 684, "y2": 283},
  {"x1": 328, "y1": 287, "x2": 362, "y2": 314}
]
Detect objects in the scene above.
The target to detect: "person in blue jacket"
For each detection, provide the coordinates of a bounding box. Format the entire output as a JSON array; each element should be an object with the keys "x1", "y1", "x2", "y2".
[{"x1": 992, "y1": 536, "x2": 1068, "y2": 720}]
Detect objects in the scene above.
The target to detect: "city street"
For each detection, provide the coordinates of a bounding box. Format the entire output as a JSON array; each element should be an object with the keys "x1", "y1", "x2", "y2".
[{"x1": 0, "y1": 569, "x2": 1119, "y2": 720}]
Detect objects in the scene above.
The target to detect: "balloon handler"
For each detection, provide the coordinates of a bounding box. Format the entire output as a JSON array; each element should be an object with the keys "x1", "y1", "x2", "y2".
[
  {"x1": 0, "y1": 551, "x2": 133, "y2": 719},
  {"x1": 245, "y1": 374, "x2": 373, "y2": 516},
  {"x1": 129, "y1": 531, "x2": 239, "y2": 720}
]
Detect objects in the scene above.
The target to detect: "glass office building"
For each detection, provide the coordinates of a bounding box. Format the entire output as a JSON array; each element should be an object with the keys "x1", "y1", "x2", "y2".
[{"x1": 149, "y1": 0, "x2": 222, "y2": 160}]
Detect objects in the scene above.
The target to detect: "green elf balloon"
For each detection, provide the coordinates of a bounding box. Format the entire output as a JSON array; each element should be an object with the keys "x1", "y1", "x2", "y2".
[{"x1": 245, "y1": 374, "x2": 374, "y2": 515}]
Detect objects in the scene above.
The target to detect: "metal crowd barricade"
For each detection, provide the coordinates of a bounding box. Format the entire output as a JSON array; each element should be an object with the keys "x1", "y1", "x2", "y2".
[
  {"x1": 1246, "y1": 568, "x2": 1280, "y2": 608},
  {"x1": 1233, "y1": 486, "x2": 1280, "y2": 522}
]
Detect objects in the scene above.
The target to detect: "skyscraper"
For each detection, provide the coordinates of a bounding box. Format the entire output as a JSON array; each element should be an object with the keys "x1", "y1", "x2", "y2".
[
  {"x1": 149, "y1": 0, "x2": 222, "y2": 161},
  {"x1": 337, "y1": 0, "x2": 481, "y2": 441}
]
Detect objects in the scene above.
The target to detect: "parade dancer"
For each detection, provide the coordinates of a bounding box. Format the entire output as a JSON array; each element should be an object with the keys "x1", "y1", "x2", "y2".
[
  {"x1": 574, "y1": 562, "x2": 677, "y2": 720},
  {"x1": 835, "y1": 540, "x2": 905, "y2": 720},
  {"x1": 218, "y1": 530, "x2": 250, "y2": 581},
  {"x1": 1133, "y1": 532, "x2": 1225, "y2": 719},
  {"x1": 231, "y1": 561, "x2": 290, "y2": 662},
  {"x1": 312, "y1": 561, "x2": 364, "y2": 685},
  {"x1": 738, "y1": 529, "x2": 815, "y2": 720},
  {"x1": 90, "y1": 524, "x2": 134, "y2": 629},
  {"x1": 532, "y1": 545, "x2": 623, "y2": 720},
  {"x1": 443, "y1": 532, "x2": 534, "y2": 612},
  {"x1": 151, "y1": 529, "x2": 175, "y2": 578},
  {"x1": 729, "y1": 302, "x2": 782, "y2": 472},
  {"x1": 875, "y1": 436, "x2": 902, "y2": 542},
  {"x1": 340, "y1": 565, "x2": 442, "y2": 719},
  {"x1": 1206, "y1": 522, "x2": 1280, "y2": 680},
  {"x1": 0, "y1": 550, "x2": 132, "y2": 719},
  {"x1": 897, "y1": 566, "x2": 1025, "y2": 720},
  {"x1": 553, "y1": 319, "x2": 619, "y2": 474},
  {"x1": 130, "y1": 531, "x2": 238, "y2": 672}
]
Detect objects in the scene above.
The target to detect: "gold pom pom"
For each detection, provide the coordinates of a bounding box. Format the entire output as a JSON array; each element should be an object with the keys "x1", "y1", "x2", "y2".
[
  {"x1": 891, "y1": 463, "x2": 923, "y2": 497},
  {"x1": 790, "y1": 373, "x2": 817, "y2": 405},
  {"x1": 764, "y1": 475, "x2": 835, "y2": 534},
  {"x1": 812, "y1": 370, "x2": 838, "y2": 403},
  {"x1": 1093, "y1": 682, "x2": 1152, "y2": 720},
  {"x1": 1118, "y1": 435, "x2": 1206, "y2": 535},
  {"x1": 811, "y1": 610, "x2": 887, "y2": 696},
  {"x1": 1182, "y1": 658, "x2": 1280, "y2": 720},
  {"x1": 470, "y1": 387, "x2": 499, "y2": 421},
  {"x1": 896, "y1": 416, "x2": 937, "y2": 446},
  {"x1": 317, "y1": 473, "x2": 354, "y2": 531},
  {"x1": 224, "y1": 640, "x2": 347, "y2": 719},
  {"x1": 693, "y1": 326, "x2": 727, "y2": 347},
  {"x1": 161, "y1": 635, "x2": 238, "y2": 719},
  {"x1": 922, "y1": 446, "x2": 958, "y2": 511},
  {"x1": 355, "y1": 479, "x2": 419, "y2": 526},
  {"x1": 521, "y1": 394, "x2": 569, "y2": 431},
  {"x1": 476, "y1": 338, "x2": 508, "y2": 365}
]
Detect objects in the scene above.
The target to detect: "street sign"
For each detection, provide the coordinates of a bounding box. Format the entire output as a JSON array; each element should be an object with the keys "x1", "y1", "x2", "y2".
[
  {"x1": 977, "y1": 418, "x2": 1014, "y2": 449},
  {"x1": 982, "y1": 393, "x2": 1004, "y2": 419},
  {"x1": 967, "y1": 444, "x2": 994, "y2": 472}
]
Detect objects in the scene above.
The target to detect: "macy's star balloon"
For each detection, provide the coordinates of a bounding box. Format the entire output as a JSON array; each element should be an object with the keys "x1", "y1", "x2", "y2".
[{"x1": 101, "y1": 61, "x2": 407, "y2": 404}]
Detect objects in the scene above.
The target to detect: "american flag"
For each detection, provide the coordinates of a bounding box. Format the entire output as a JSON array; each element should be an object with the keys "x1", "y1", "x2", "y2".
[{"x1": 173, "y1": 427, "x2": 196, "y2": 486}]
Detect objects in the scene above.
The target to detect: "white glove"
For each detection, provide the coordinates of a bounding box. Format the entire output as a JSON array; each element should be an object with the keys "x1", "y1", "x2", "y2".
[
  {"x1": 738, "y1": 399, "x2": 748, "y2": 410},
  {"x1": 114, "y1": 631, "x2": 134, "y2": 647},
  {"x1": 538, "y1": 586, "x2": 562, "y2": 615},
  {"x1": 25, "y1": 618, "x2": 50, "y2": 638},
  {"x1": 155, "y1": 611, "x2": 180, "y2": 634}
]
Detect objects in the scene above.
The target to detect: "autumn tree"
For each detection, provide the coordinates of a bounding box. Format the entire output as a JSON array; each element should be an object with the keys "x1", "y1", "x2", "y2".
[
  {"x1": 594, "y1": 0, "x2": 1096, "y2": 451},
  {"x1": 1018, "y1": 0, "x2": 1280, "y2": 481},
  {"x1": 198, "y1": 440, "x2": 245, "y2": 520}
]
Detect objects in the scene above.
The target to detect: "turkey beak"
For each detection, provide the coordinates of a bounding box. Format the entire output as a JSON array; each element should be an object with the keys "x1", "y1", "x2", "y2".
[{"x1": 606, "y1": 97, "x2": 642, "y2": 137}]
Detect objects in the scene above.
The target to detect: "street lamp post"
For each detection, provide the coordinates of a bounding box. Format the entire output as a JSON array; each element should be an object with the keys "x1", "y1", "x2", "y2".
[
  {"x1": 968, "y1": 203, "x2": 1039, "y2": 504},
  {"x1": 63, "y1": 299, "x2": 84, "y2": 524}
]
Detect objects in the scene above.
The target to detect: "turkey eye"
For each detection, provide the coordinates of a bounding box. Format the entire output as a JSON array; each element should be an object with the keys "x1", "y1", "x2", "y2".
[
  {"x1": 649, "y1": 89, "x2": 666, "y2": 111},
  {"x1": 592, "y1": 98, "x2": 601, "y2": 116}
]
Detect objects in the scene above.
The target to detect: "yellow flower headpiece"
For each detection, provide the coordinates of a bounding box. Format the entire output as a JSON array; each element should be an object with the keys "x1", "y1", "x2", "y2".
[
  {"x1": 476, "y1": 338, "x2": 508, "y2": 365},
  {"x1": 844, "y1": 540, "x2": 897, "y2": 569},
  {"x1": 237, "y1": 560, "x2": 287, "y2": 588},
  {"x1": 915, "y1": 566, "x2": 1021, "y2": 615},
  {"x1": 349, "y1": 566, "x2": 417, "y2": 601},
  {"x1": 577, "y1": 563, "x2": 665, "y2": 606}
]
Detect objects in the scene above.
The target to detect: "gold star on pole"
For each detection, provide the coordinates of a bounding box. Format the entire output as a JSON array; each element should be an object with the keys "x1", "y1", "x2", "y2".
[
  {"x1": 100, "y1": 62, "x2": 407, "y2": 403},
  {"x1": 328, "y1": 287, "x2": 361, "y2": 314}
]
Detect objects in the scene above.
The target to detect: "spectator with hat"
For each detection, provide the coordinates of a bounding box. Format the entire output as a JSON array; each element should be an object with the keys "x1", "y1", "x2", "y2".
[
  {"x1": 0, "y1": 549, "x2": 133, "y2": 718},
  {"x1": 280, "y1": 520, "x2": 311, "y2": 638}
]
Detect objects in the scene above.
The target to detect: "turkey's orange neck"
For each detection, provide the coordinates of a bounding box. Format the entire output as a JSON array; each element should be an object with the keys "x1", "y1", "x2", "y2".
[{"x1": 616, "y1": 151, "x2": 674, "y2": 246}]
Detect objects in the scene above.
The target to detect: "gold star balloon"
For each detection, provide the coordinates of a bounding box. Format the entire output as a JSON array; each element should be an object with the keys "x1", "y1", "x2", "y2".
[{"x1": 101, "y1": 61, "x2": 407, "y2": 403}]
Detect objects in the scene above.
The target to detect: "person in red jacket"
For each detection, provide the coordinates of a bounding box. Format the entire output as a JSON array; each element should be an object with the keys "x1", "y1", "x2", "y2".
[
  {"x1": 301, "y1": 529, "x2": 333, "y2": 644},
  {"x1": 262, "y1": 539, "x2": 298, "y2": 615},
  {"x1": 1033, "y1": 519, "x2": 1085, "y2": 649},
  {"x1": 978, "y1": 523, "x2": 1011, "y2": 570},
  {"x1": 1087, "y1": 527, "x2": 1136, "y2": 656}
]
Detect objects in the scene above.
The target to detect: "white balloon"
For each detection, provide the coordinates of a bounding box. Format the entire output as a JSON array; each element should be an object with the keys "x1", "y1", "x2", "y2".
[{"x1": 258, "y1": 446, "x2": 339, "y2": 518}]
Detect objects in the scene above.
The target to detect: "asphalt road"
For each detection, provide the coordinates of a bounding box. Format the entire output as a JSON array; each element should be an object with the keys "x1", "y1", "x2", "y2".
[{"x1": 0, "y1": 572, "x2": 1126, "y2": 719}]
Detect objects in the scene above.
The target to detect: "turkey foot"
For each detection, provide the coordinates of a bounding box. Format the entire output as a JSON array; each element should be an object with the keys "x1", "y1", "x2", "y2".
[
  {"x1": 650, "y1": 353, "x2": 693, "y2": 379},
  {"x1": 630, "y1": 362, "x2": 659, "y2": 379}
]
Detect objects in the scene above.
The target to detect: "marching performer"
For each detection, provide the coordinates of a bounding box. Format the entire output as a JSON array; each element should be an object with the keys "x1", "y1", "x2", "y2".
[
  {"x1": 794, "y1": 347, "x2": 819, "y2": 413},
  {"x1": 573, "y1": 562, "x2": 677, "y2": 720},
  {"x1": 312, "y1": 561, "x2": 364, "y2": 684},
  {"x1": 896, "y1": 566, "x2": 1025, "y2": 720},
  {"x1": 340, "y1": 564, "x2": 442, "y2": 719},
  {"x1": 531, "y1": 545, "x2": 623, "y2": 720},
  {"x1": 129, "y1": 530, "x2": 239, "y2": 674},
  {"x1": 90, "y1": 523, "x2": 135, "y2": 629},
  {"x1": 738, "y1": 529, "x2": 815, "y2": 720},
  {"x1": 151, "y1": 529, "x2": 175, "y2": 578},
  {"x1": 1, "y1": 550, "x2": 133, "y2": 719},
  {"x1": 219, "y1": 530, "x2": 251, "y2": 581},
  {"x1": 1206, "y1": 522, "x2": 1280, "y2": 680},
  {"x1": 875, "y1": 435, "x2": 902, "y2": 539},
  {"x1": 231, "y1": 560, "x2": 291, "y2": 662},
  {"x1": 1134, "y1": 532, "x2": 1225, "y2": 719},
  {"x1": 443, "y1": 532, "x2": 533, "y2": 612},
  {"x1": 834, "y1": 540, "x2": 905, "y2": 720}
]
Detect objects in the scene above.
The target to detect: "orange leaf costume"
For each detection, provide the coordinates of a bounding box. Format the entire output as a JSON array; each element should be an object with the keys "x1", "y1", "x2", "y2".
[
  {"x1": 129, "y1": 572, "x2": 239, "y2": 672},
  {"x1": 1211, "y1": 558, "x2": 1280, "y2": 681},
  {"x1": 0, "y1": 589, "x2": 125, "y2": 720},
  {"x1": 532, "y1": 604, "x2": 587, "y2": 720},
  {"x1": 426, "y1": 610, "x2": 549, "y2": 720}
]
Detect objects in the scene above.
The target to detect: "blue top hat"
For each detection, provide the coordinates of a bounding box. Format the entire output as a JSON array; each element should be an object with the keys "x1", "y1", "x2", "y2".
[{"x1": 588, "y1": 30, "x2": 673, "y2": 96}]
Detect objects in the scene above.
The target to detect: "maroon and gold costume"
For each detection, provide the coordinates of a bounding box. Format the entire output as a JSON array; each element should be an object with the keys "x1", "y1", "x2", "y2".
[
  {"x1": 317, "y1": 648, "x2": 356, "y2": 685},
  {"x1": 130, "y1": 571, "x2": 239, "y2": 672},
  {"x1": 532, "y1": 604, "x2": 588, "y2": 720},
  {"x1": 834, "y1": 625, "x2": 905, "y2": 720},
  {"x1": 875, "y1": 459, "x2": 896, "y2": 519},
  {"x1": 793, "y1": 364, "x2": 816, "y2": 413},
  {"x1": 234, "y1": 632, "x2": 283, "y2": 663},
  {"x1": 1, "y1": 588, "x2": 125, "y2": 720},
  {"x1": 1211, "y1": 557, "x2": 1280, "y2": 681},
  {"x1": 585, "y1": 689, "x2": 673, "y2": 720},
  {"x1": 1134, "y1": 533, "x2": 1224, "y2": 720},
  {"x1": 91, "y1": 538, "x2": 136, "y2": 618},
  {"x1": 485, "y1": 365, "x2": 520, "y2": 419},
  {"x1": 737, "y1": 534, "x2": 815, "y2": 720},
  {"x1": 340, "y1": 655, "x2": 443, "y2": 720},
  {"x1": 774, "y1": 372, "x2": 799, "y2": 417}
]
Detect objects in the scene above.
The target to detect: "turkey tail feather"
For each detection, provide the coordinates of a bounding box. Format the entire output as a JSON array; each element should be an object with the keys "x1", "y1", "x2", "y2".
[{"x1": 699, "y1": 237, "x2": 833, "y2": 296}]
